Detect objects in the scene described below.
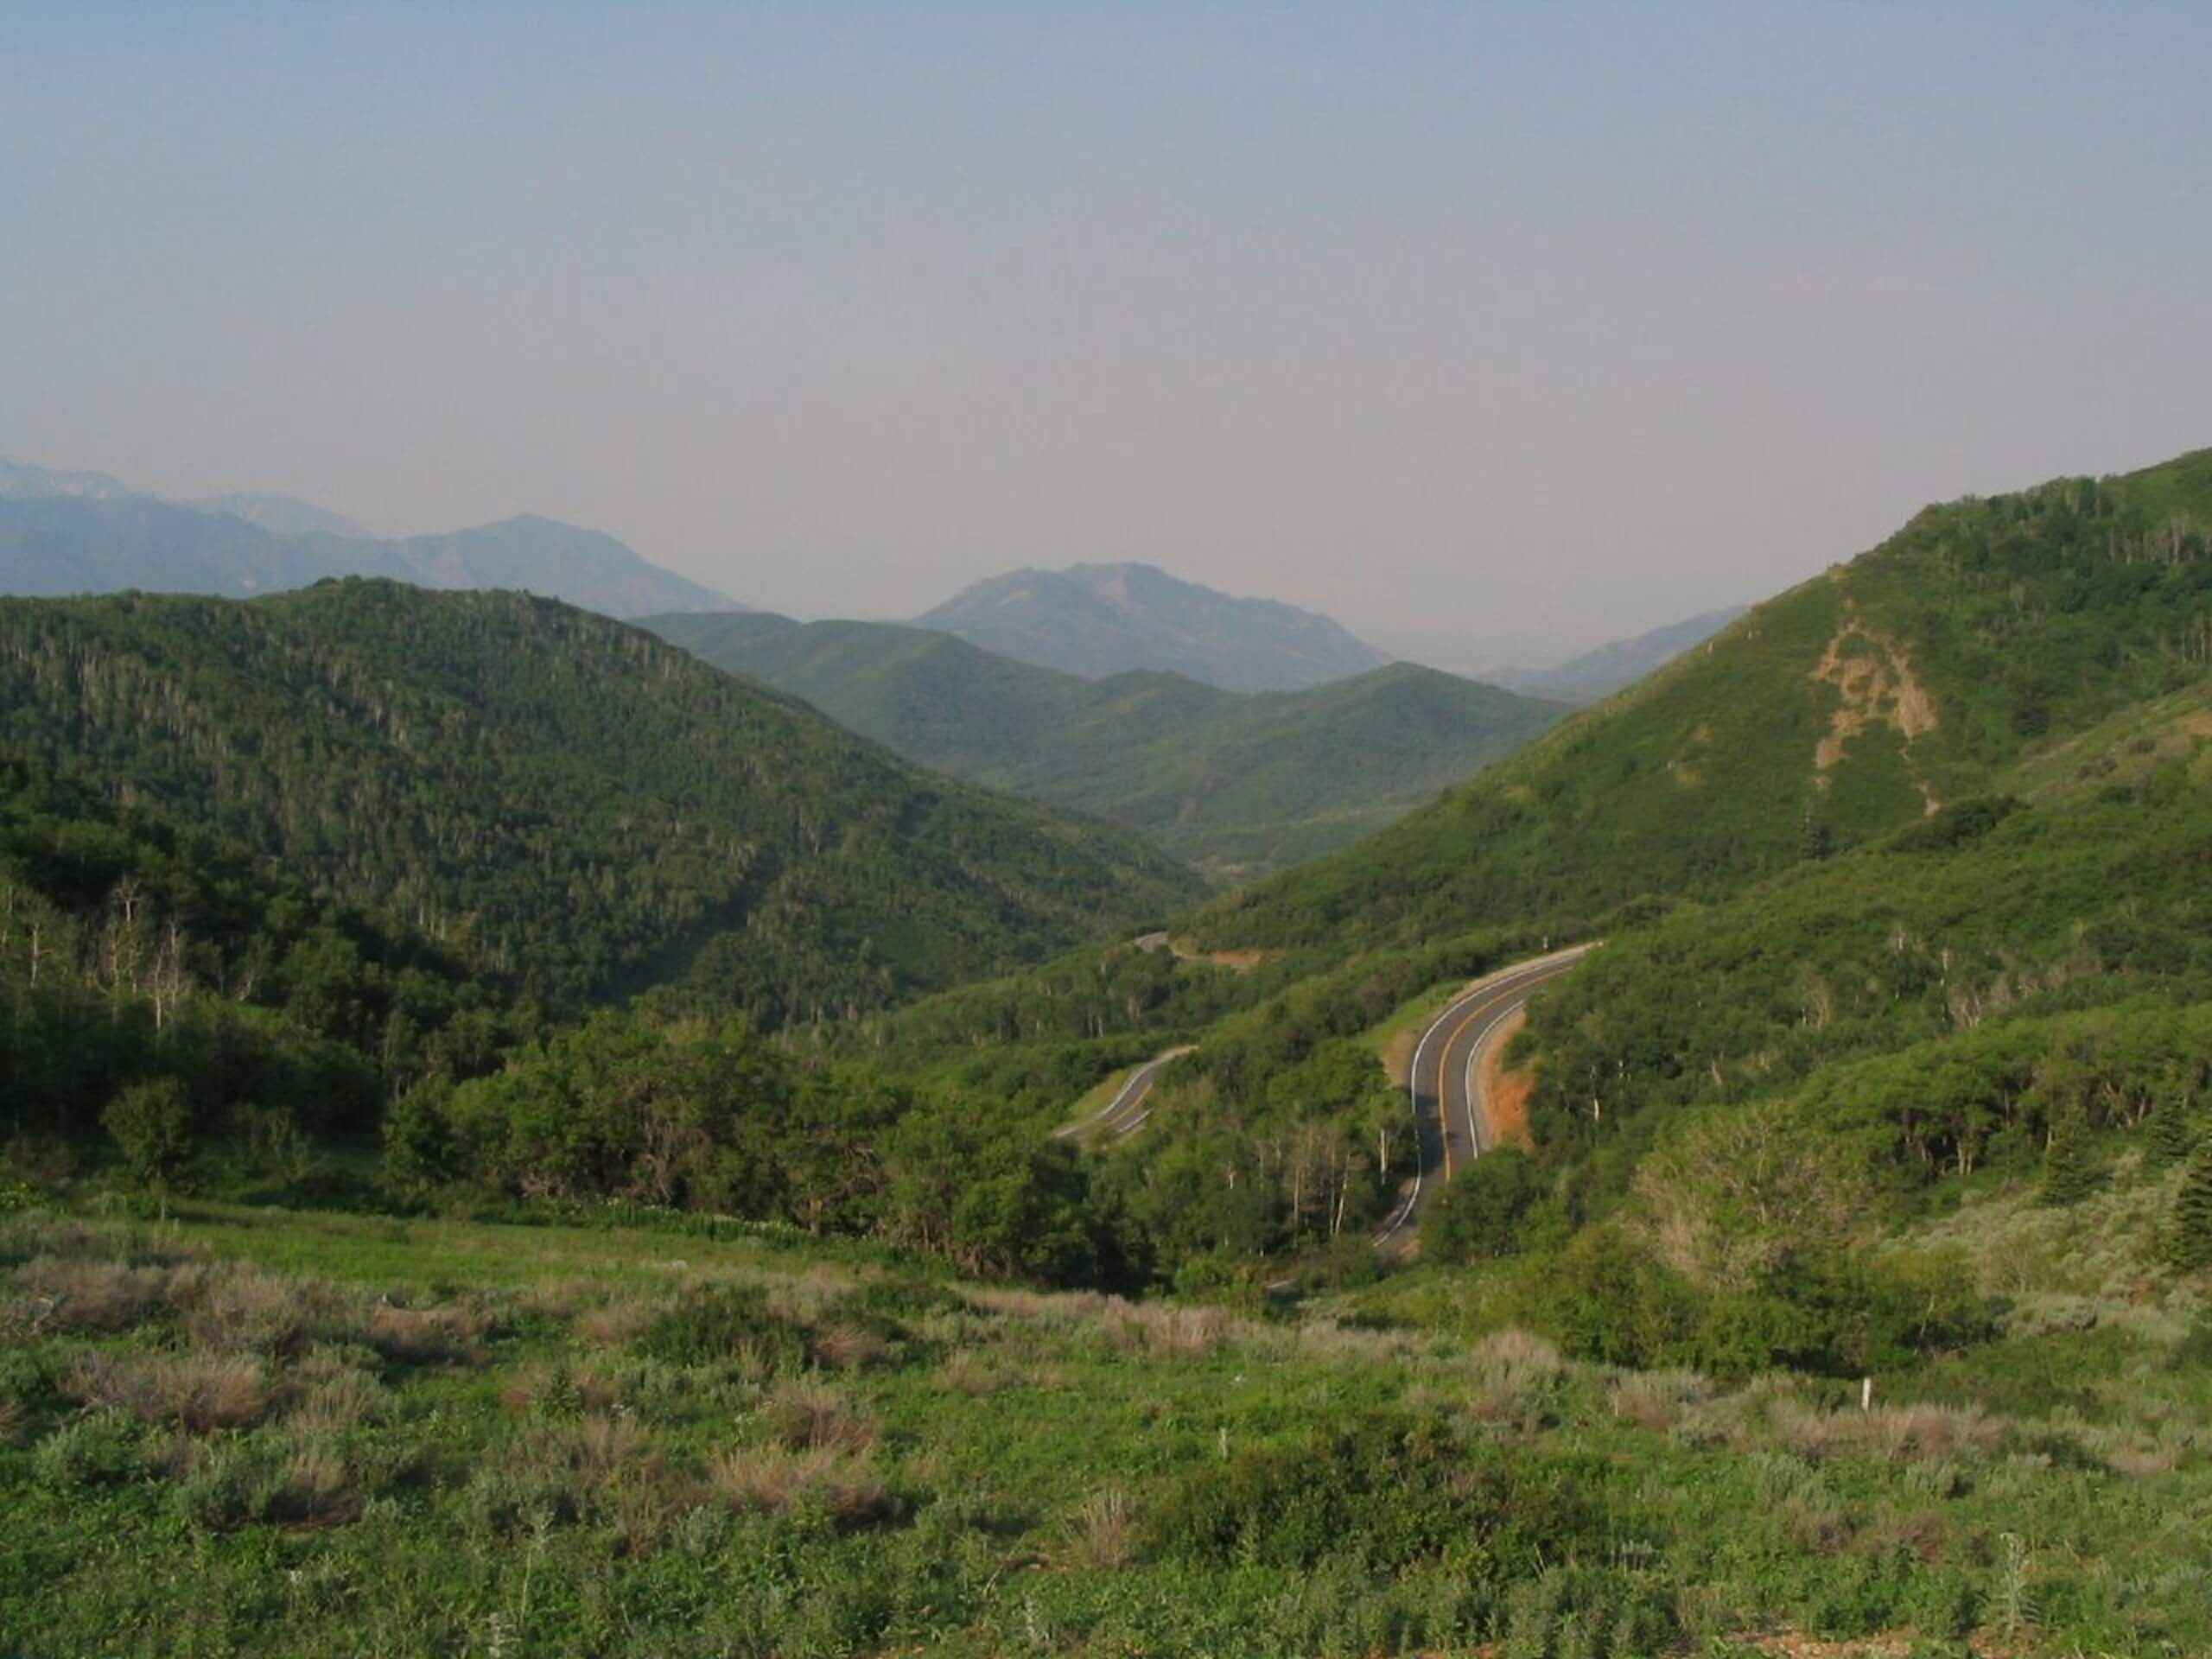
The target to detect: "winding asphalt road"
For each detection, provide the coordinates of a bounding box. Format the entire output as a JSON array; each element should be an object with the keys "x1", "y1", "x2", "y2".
[
  {"x1": 1052, "y1": 1046, "x2": 1195, "y2": 1141},
  {"x1": 1372, "y1": 945, "x2": 1592, "y2": 1247}
]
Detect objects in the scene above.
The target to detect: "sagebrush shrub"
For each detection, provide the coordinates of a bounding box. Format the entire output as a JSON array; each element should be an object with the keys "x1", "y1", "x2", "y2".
[
  {"x1": 636, "y1": 1282, "x2": 806, "y2": 1372},
  {"x1": 33, "y1": 1408, "x2": 146, "y2": 1489}
]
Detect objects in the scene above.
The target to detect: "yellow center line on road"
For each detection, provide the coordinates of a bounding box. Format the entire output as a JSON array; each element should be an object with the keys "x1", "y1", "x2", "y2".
[
  {"x1": 1429, "y1": 959, "x2": 1577, "y2": 1182},
  {"x1": 1433, "y1": 988, "x2": 1512, "y2": 1182}
]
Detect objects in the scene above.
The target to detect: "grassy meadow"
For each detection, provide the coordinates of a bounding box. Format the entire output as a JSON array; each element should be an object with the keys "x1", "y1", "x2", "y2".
[{"x1": 4, "y1": 1190, "x2": 2207, "y2": 1658}]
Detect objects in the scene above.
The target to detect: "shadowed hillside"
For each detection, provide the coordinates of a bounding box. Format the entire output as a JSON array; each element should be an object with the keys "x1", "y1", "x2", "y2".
[
  {"x1": 0, "y1": 581, "x2": 1203, "y2": 1023},
  {"x1": 647, "y1": 611, "x2": 1565, "y2": 880}
]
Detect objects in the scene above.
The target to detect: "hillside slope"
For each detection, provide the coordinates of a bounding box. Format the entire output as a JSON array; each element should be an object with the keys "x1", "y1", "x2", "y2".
[
  {"x1": 1490, "y1": 605, "x2": 1750, "y2": 704},
  {"x1": 189, "y1": 491, "x2": 376, "y2": 540},
  {"x1": 355, "y1": 514, "x2": 738, "y2": 616},
  {"x1": 1516, "y1": 678, "x2": 2212, "y2": 1190},
  {"x1": 0, "y1": 477, "x2": 739, "y2": 619},
  {"x1": 915, "y1": 561, "x2": 1388, "y2": 691},
  {"x1": 0, "y1": 749, "x2": 525, "y2": 1144},
  {"x1": 0, "y1": 496, "x2": 360, "y2": 599},
  {"x1": 828, "y1": 450, "x2": 2212, "y2": 1414},
  {"x1": 647, "y1": 612, "x2": 1566, "y2": 880},
  {"x1": 0, "y1": 458, "x2": 135, "y2": 502},
  {"x1": 1192, "y1": 449, "x2": 2212, "y2": 952},
  {"x1": 0, "y1": 582, "x2": 1202, "y2": 1023}
]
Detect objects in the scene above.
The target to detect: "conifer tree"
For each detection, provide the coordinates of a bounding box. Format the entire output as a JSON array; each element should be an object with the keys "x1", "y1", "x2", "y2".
[
  {"x1": 2147, "y1": 1078, "x2": 2196, "y2": 1166},
  {"x1": 2040, "y1": 1100, "x2": 2101, "y2": 1207},
  {"x1": 2171, "y1": 1143, "x2": 2212, "y2": 1272}
]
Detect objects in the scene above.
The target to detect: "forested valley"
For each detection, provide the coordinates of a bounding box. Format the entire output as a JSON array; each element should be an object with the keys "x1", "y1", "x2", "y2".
[{"x1": 7, "y1": 451, "x2": 2212, "y2": 1656}]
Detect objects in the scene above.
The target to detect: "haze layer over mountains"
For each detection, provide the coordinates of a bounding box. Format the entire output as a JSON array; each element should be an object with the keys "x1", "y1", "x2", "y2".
[
  {"x1": 0, "y1": 459, "x2": 740, "y2": 620},
  {"x1": 0, "y1": 449, "x2": 1756, "y2": 893},
  {"x1": 3, "y1": 453, "x2": 1744, "y2": 702},
  {"x1": 912, "y1": 562, "x2": 1390, "y2": 693},
  {"x1": 648, "y1": 610, "x2": 1567, "y2": 880}
]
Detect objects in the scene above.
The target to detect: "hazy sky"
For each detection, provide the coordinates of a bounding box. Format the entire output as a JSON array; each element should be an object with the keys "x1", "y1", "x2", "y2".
[{"x1": 6, "y1": 4, "x2": 2209, "y2": 664}]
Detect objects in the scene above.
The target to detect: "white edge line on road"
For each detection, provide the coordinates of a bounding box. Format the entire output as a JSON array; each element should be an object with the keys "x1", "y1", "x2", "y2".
[
  {"x1": 1052, "y1": 1058, "x2": 1163, "y2": 1140},
  {"x1": 1374, "y1": 947, "x2": 1591, "y2": 1246},
  {"x1": 1460, "y1": 1003, "x2": 1522, "y2": 1162}
]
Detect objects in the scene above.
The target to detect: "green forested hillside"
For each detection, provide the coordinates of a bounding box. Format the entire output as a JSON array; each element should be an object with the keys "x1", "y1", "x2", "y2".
[
  {"x1": 822, "y1": 449, "x2": 2212, "y2": 1310},
  {"x1": 1489, "y1": 604, "x2": 1748, "y2": 704},
  {"x1": 0, "y1": 582, "x2": 1202, "y2": 1025},
  {"x1": 12, "y1": 458, "x2": 2212, "y2": 1659},
  {"x1": 645, "y1": 612, "x2": 1564, "y2": 880},
  {"x1": 1516, "y1": 690, "x2": 2212, "y2": 1209},
  {"x1": 1192, "y1": 450, "x2": 2212, "y2": 952},
  {"x1": 0, "y1": 750, "x2": 531, "y2": 1160}
]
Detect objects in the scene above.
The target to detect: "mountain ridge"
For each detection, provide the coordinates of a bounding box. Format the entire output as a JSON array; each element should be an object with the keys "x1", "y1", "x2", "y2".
[
  {"x1": 914, "y1": 560, "x2": 1389, "y2": 691},
  {"x1": 1189, "y1": 447, "x2": 2212, "y2": 954},
  {"x1": 0, "y1": 580, "x2": 1201, "y2": 1023},
  {"x1": 1488, "y1": 605, "x2": 1751, "y2": 704},
  {"x1": 645, "y1": 609, "x2": 1566, "y2": 880},
  {"x1": 189, "y1": 491, "x2": 376, "y2": 540},
  {"x1": 0, "y1": 463, "x2": 742, "y2": 619}
]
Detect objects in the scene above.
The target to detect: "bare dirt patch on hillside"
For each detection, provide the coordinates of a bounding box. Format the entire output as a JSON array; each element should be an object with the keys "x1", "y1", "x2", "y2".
[
  {"x1": 1170, "y1": 944, "x2": 1274, "y2": 971},
  {"x1": 1810, "y1": 610, "x2": 1941, "y2": 810}
]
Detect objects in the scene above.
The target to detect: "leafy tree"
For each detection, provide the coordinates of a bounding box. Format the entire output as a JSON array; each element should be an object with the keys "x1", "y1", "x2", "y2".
[
  {"x1": 101, "y1": 1077, "x2": 192, "y2": 1187},
  {"x1": 883, "y1": 1098, "x2": 1103, "y2": 1284},
  {"x1": 1421, "y1": 1146, "x2": 1544, "y2": 1262}
]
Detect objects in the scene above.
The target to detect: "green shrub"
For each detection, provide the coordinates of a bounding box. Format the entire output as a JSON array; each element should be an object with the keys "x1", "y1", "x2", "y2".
[
  {"x1": 1144, "y1": 1408, "x2": 1593, "y2": 1573},
  {"x1": 1532, "y1": 1228, "x2": 1702, "y2": 1370},
  {"x1": 1500, "y1": 1566, "x2": 1679, "y2": 1659},
  {"x1": 0, "y1": 1345, "x2": 63, "y2": 1426},
  {"x1": 1532, "y1": 1230, "x2": 1995, "y2": 1378},
  {"x1": 833, "y1": 1276, "x2": 964, "y2": 1331},
  {"x1": 101, "y1": 1078, "x2": 194, "y2": 1188},
  {"x1": 1422, "y1": 1146, "x2": 1546, "y2": 1262},
  {"x1": 33, "y1": 1409, "x2": 147, "y2": 1488},
  {"x1": 636, "y1": 1282, "x2": 807, "y2": 1372}
]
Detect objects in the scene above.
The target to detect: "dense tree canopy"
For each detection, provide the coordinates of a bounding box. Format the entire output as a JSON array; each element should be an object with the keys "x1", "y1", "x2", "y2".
[{"x1": 0, "y1": 582, "x2": 1201, "y2": 1023}]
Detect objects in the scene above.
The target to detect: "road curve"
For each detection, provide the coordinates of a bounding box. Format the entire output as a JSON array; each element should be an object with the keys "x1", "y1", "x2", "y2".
[
  {"x1": 1373, "y1": 945, "x2": 1592, "y2": 1247},
  {"x1": 1053, "y1": 1046, "x2": 1195, "y2": 1142}
]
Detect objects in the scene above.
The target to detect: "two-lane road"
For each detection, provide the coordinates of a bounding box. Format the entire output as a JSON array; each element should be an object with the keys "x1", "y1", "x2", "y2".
[
  {"x1": 1373, "y1": 945, "x2": 1592, "y2": 1246},
  {"x1": 1053, "y1": 1046, "x2": 1195, "y2": 1141}
]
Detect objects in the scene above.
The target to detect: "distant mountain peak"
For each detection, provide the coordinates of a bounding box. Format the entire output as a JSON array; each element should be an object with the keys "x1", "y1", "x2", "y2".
[
  {"x1": 191, "y1": 491, "x2": 376, "y2": 541},
  {"x1": 0, "y1": 457, "x2": 136, "y2": 503},
  {"x1": 645, "y1": 608, "x2": 1563, "y2": 880},
  {"x1": 0, "y1": 464, "x2": 745, "y2": 620},
  {"x1": 915, "y1": 562, "x2": 1388, "y2": 693},
  {"x1": 1489, "y1": 605, "x2": 1751, "y2": 705}
]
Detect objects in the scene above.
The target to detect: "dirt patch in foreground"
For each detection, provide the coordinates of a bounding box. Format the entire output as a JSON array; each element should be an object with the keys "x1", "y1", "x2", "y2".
[{"x1": 1478, "y1": 1007, "x2": 1535, "y2": 1149}]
